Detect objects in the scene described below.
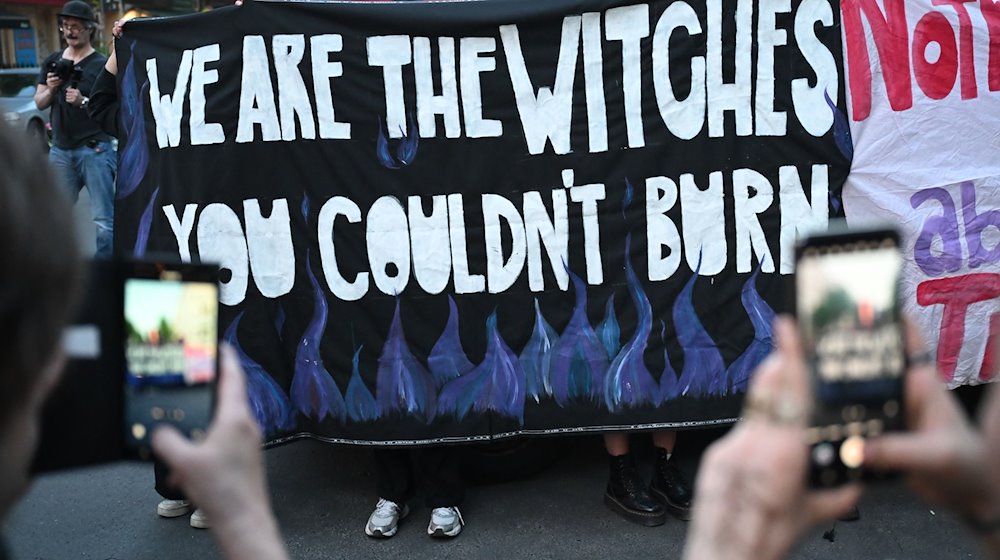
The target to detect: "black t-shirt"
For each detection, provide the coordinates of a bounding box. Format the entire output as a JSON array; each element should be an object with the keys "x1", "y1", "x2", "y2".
[{"x1": 38, "y1": 50, "x2": 112, "y2": 149}]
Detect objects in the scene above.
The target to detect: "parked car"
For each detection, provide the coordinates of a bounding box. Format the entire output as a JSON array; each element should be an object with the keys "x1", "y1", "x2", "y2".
[{"x1": 0, "y1": 67, "x2": 49, "y2": 153}]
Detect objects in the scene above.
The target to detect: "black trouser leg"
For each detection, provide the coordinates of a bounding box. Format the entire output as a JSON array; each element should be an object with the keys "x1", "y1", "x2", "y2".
[
  {"x1": 153, "y1": 457, "x2": 186, "y2": 501},
  {"x1": 373, "y1": 448, "x2": 415, "y2": 505},
  {"x1": 417, "y1": 446, "x2": 464, "y2": 508}
]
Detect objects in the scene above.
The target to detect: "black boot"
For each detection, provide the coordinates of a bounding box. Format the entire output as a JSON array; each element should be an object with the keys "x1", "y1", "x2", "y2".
[
  {"x1": 604, "y1": 453, "x2": 667, "y2": 526},
  {"x1": 650, "y1": 448, "x2": 692, "y2": 521}
]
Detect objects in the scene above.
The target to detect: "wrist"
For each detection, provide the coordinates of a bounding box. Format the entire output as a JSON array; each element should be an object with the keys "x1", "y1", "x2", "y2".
[
  {"x1": 212, "y1": 504, "x2": 287, "y2": 560},
  {"x1": 212, "y1": 499, "x2": 278, "y2": 538}
]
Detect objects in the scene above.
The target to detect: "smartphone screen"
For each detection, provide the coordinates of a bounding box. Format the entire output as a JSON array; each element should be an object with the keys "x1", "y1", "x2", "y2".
[
  {"x1": 123, "y1": 262, "x2": 219, "y2": 459},
  {"x1": 796, "y1": 227, "x2": 905, "y2": 486}
]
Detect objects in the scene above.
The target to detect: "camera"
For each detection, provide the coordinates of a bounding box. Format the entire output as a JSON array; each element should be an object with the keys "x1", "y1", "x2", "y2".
[{"x1": 47, "y1": 58, "x2": 83, "y2": 88}]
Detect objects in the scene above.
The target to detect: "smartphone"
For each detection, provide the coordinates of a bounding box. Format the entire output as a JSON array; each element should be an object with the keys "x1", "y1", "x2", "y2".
[
  {"x1": 795, "y1": 223, "x2": 906, "y2": 487},
  {"x1": 123, "y1": 260, "x2": 220, "y2": 460}
]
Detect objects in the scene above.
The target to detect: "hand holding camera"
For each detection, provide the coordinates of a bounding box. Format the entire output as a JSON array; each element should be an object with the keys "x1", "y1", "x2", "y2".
[
  {"x1": 65, "y1": 86, "x2": 85, "y2": 107},
  {"x1": 47, "y1": 59, "x2": 84, "y2": 103}
]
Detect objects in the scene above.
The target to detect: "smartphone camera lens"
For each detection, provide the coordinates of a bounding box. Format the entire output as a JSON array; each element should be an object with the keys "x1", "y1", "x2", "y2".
[
  {"x1": 812, "y1": 442, "x2": 836, "y2": 467},
  {"x1": 883, "y1": 400, "x2": 900, "y2": 418}
]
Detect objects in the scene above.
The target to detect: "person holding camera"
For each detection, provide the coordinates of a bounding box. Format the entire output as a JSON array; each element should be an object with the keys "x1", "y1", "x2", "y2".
[
  {"x1": 0, "y1": 123, "x2": 288, "y2": 560},
  {"x1": 34, "y1": 0, "x2": 116, "y2": 259}
]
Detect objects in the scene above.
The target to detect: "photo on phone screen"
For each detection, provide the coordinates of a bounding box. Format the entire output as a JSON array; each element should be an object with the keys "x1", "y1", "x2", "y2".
[
  {"x1": 123, "y1": 262, "x2": 219, "y2": 459},
  {"x1": 796, "y1": 227, "x2": 905, "y2": 486}
]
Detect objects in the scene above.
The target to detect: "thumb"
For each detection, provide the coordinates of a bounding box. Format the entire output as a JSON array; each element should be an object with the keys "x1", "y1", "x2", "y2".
[
  {"x1": 151, "y1": 424, "x2": 195, "y2": 471},
  {"x1": 863, "y1": 433, "x2": 948, "y2": 472}
]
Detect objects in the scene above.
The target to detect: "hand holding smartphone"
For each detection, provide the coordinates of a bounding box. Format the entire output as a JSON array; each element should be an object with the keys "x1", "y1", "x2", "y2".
[
  {"x1": 124, "y1": 261, "x2": 220, "y2": 460},
  {"x1": 795, "y1": 223, "x2": 907, "y2": 487}
]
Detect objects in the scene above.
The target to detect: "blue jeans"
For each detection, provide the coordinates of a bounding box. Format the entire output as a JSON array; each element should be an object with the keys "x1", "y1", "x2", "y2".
[{"x1": 50, "y1": 141, "x2": 117, "y2": 258}]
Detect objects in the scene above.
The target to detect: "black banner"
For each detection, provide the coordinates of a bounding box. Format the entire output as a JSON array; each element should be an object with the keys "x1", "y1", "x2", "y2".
[{"x1": 115, "y1": 0, "x2": 850, "y2": 445}]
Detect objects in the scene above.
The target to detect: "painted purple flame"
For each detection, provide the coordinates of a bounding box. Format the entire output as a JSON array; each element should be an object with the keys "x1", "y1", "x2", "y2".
[
  {"x1": 273, "y1": 303, "x2": 286, "y2": 341},
  {"x1": 438, "y1": 311, "x2": 527, "y2": 425},
  {"x1": 622, "y1": 177, "x2": 635, "y2": 218},
  {"x1": 376, "y1": 300, "x2": 437, "y2": 422},
  {"x1": 824, "y1": 89, "x2": 853, "y2": 162},
  {"x1": 133, "y1": 186, "x2": 159, "y2": 257},
  {"x1": 397, "y1": 111, "x2": 419, "y2": 165},
  {"x1": 120, "y1": 42, "x2": 140, "y2": 130},
  {"x1": 376, "y1": 115, "x2": 399, "y2": 169},
  {"x1": 725, "y1": 267, "x2": 776, "y2": 393},
  {"x1": 596, "y1": 294, "x2": 620, "y2": 360},
  {"x1": 520, "y1": 298, "x2": 559, "y2": 402},
  {"x1": 225, "y1": 311, "x2": 295, "y2": 435},
  {"x1": 427, "y1": 295, "x2": 474, "y2": 389},
  {"x1": 604, "y1": 236, "x2": 658, "y2": 412},
  {"x1": 301, "y1": 193, "x2": 310, "y2": 221},
  {"x1": 118, "y1": 42, "x2": 148, "y2": 200},
  {"x1": 829, "y1": 192, "x2": 843, "y2": 214},
  {"x1": 117, "y1": 80, "x2": 150, "y2": 200},
  {"x1": 671, "y1": 257, "x2": 725, "y2": 399},
  {"x1": 549, "y1": 269, "x2": 609, "y2": 407},
  {"x1": 657, "y1": 321, "x2": 679, "y2": 403},
  {"x1": 346, "y1": 346, "x2": 379, "y2": 422},
  {"x1": 290, "y1": 252, "x2": 347, "y2": 423}
]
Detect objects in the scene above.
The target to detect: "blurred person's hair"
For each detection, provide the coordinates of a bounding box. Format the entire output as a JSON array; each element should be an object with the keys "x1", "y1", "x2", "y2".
[{"x1": 0, "y1": 124, "x2": 82, "y2": 422}]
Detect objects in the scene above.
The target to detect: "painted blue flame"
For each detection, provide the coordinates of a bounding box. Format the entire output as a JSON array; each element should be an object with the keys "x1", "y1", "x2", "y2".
[
  {"x1": 725, "y1": 267, "x2": 776, "y2": 394},
  {"x1": 825, "y1": 89, "x2": 853, "y2": 162},
  {"x1": 604, "y1": 235, "x2": 658, "y2": 412},
  {"x1": 225, "y1": 311, "x2": 296, "y2": 435},
  {"x1": 397, "y1": 112, "x2": 419, "y2": 166},
  {"x1": 376, "y1": 300, "x2": 437, "y2": 422},
  {"x1": 657, "y1": 321, "x2": 679, "y2": 403},
  {"x1": 133, "y1": 186, "x2": 158, "y2": 257},
  {"x1": 120, "y1": 42, "x2": 140, "y2": 129},
  {"x1": 438, "y1": 311, "x2": 527, "y2": 425},
  {"x1": 622, "y1": 177, "x2": 635, "y2": 218},
  {"x1": 376, "y1": 115, "x2": 399, "y2": 169},
  {"x1": 118, "y1": 42, "x2": 148, "y2": 200},
  {"x1": 671, "y1": 257, "x2": 725, "y2": 398},
  {"x1": 427, "y1": 295, "x2": 474, "y2": 389},
  {"x1": 301, "y1": 193, "x2": 310, "y2": 221},
  {"x1": 273, "y1": 303, "x2": 286, "y2": 341},
  {"x1": 520, "y1": 299, "x2": 559, "y2": 403},
  {"x1": 346, "y1": 346, "x2": 379, "y2": 422},
  {"x1": 829, "y1": 192, "x2": 843, "y2": 214},
  {"x1": 549, "y1": 269, "x2": 608, "y2": 407},
  {"x1": 118, "y1": 82, "x2": 150, "y2": 200},
  {"x1": 290, "y1": 252, "x2": 347, "y2": 423},
  {"x1": 597, "y1": 294, "x2": 621, "y2": 360}
]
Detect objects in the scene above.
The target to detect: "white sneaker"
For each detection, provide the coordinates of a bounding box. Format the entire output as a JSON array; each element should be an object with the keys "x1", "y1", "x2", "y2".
[
  {"x1": 156, "y1": 499, "x2": 191, "y2": 518},
  {"x1": 189, "y1": 508, "x2": 210, "y2": 529},
  {"x1": 365, "y1": 498, "x2": 409, "y2": 538},
  {"x1": 427, "y1": 506, "x2": 464, "y2": 538}
]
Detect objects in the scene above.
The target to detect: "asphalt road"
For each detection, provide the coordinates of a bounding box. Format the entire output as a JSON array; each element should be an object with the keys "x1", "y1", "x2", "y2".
[{"x1": 5, "y1": 434, "x2": 984, "y2": 560}]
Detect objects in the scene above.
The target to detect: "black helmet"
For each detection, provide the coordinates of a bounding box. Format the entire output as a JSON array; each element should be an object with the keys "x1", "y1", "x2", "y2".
[{"x1": 58, "y1": 0, "x2": 96, "y2": 23}]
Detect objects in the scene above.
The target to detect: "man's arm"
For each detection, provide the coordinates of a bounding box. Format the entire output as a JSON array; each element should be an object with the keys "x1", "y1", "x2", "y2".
[
  {"x1": 34, "y1": 59, "x2": 61, "y2": 111},
  {"x1": 34, "y1": 80, "x2": 57, "y2": 111}
]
